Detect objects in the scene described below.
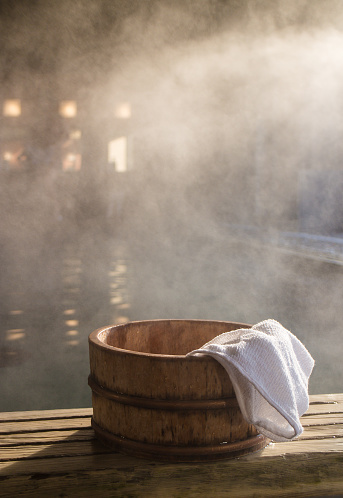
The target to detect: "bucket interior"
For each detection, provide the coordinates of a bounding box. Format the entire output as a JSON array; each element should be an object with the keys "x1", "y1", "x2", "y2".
[{"x1": 98, "y1": 319, "x2": 248, "y2": 356}]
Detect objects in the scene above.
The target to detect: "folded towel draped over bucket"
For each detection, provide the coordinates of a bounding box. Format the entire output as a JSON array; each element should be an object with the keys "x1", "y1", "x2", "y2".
[{"x1": 187, "y1": 319, "x2": 315, "y2": 442}]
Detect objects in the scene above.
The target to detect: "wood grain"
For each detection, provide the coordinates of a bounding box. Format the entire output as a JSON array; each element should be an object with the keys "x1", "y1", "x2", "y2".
[
  {"x1": 0, "y1": 394, "x2": 342, "y2": 497},
  {"x1": 89, "y1": 319, "x2": 265, "y2": 460}
]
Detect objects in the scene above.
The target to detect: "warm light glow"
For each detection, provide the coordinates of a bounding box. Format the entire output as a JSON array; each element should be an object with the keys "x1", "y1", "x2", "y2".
[
  {"x1": 3, "y1": 151, "x2": 13, "y2": 161},
  {"x1": 62, "y1": 153, "x2": 82, "y2": 171},
  {"x1": 115, "y1": 102, "x2": 131, "y2": 119},
  {"x1": 63, "y1": 309, "x2": 76, "y2": 315},
  {"x1": 110, "y1": 296, "x2": 123, "y2": 305},
  {"x1": 108, "y1": 137, "x2": 127, "y2": 172},
  {"x1": 3, "y1": 99, "x2": 21, "y2": 117},
  {"x1": 3, "y1": 145, "x2": 27, "y2": 169},
  {"x1": 59, "y1": 100, "x2": 77, "y2": 118},
  {"x1": 69, "y1": 130, "x2": 82, "y2": 140},
  {"x1": 115, "y1": 316, "x2": 129, "y2": 324},
  {"x1": 6, "y1": 329, "x2": 25, "y2": 341},
  {"x1": 65, "y1": 319, "x2": 79, "y2": 327},
  {"x1": 66, "y1": 330, "x2": 79, "y2": 336},
  {"x1": 65, "y1": 340, "x2": 79, "y2": 346}
]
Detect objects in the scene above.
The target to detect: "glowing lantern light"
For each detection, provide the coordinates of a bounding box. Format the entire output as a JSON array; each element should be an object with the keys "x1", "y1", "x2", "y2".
[
  {"x1": 115, "y1": 102, "x2": 131, "y2": 119},
  {"x1": 3, "y1": 151, "x2": 13, "y2": 161},
  {"x1": 59, "y1": 100, "x2": 77, "y2": 118},
  {"x1": 62, "y1": 153, "x2": 82, "y2": 171},
  {"x1": 3, "y1": 99, "x2": 21, "y2": 117}
]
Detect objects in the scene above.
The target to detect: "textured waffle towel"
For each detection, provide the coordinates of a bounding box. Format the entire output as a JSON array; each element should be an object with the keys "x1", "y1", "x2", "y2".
[{"x1": 187, "y1": 319, "x2": 315, "y2": 442}]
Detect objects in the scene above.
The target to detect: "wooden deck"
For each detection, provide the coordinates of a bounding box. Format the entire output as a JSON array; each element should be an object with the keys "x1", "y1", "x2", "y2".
[{"x1": 0, "y1": 393, "x2": 342, "y2": 497}]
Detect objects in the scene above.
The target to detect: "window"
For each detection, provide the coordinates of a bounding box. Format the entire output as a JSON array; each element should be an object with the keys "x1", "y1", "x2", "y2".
[{"x1": 108, "y1": 137, "x2": 127, "y2": 172}]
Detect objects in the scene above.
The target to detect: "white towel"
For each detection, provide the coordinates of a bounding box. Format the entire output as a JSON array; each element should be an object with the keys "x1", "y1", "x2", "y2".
[{"x1": 187, "y1": 319, "x2": 314, "y2": 442}]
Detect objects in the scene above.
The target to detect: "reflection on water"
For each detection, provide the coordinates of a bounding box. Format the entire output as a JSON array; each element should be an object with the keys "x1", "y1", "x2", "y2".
[
  {"x1": 0, "y1": 229, "x2": 132, "y2": 411},
  {"x1": 0, "y1": 226, "x2": 342, "y2": 411}
]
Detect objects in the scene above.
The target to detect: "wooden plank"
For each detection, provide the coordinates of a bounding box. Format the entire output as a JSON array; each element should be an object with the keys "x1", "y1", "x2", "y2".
[
  {"x1": 1, "y1": 429, "x2": 95, "y2": 446},
  {"x1": 0, "y1": 417, "x2": 91, "y2": 435},
  {"x1": 0, "y1": 394, "x2": 340, "y2": 423},
  {"x1": 1, "y1": 432, "x2": 342, "y2": 469},
  {"x1": 0, "y1": 395, "x2": 342, "y2": 497},
  {"x1": 0, "y1": 445, "x2": 342, "y2": 497},
  {"x1": 0, "y1": 411, "x2": 340, "y2": 437},
  {"x1": 1, "y1": 421, "x2": 341, "y2": 449},
  {"x1": 305, "y1": 400, "x2": 343, "y2": 415},
  {"x1": 0, "y1": 408, "x2": 92, "y2": 422},
  {"x1": 2, "y1": 424, "x2": 342, "y2": 447},
  {"x1": 257, "y1": 437, "x2": 343, "y2": 456},
  {"x1": 0, "y1": 451, "x2": 127, "y2": 477},
  {"x1": 301, "y1": 412, "x2": 343, "y2": 426},
  {"x1": 308, "y1": 393, "x2": 343, "y2": 403},
  {"x1": 300, "y1": 423, "x2": 343, "y2": 439},
  {"x1": 0, "y1": 439, "x2": 112, "y2": 462},
  {"x1": 0, "y1": 394, "x2": 340, "y2": 424},
  {"x1": 1, "y1": 441, "x2": 341, "y2": 476}
]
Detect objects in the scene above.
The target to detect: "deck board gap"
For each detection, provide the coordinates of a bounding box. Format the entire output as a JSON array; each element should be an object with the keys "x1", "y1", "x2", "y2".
[
  {"x1": 0, "y1": 426, "x2": 91, "y2": 436},
  {"x1": 0, "y1": 415, "x2": 92, "y2": 424},
  {"x1": 2, "y1": 449, "x2": 114, "y2": 463}
]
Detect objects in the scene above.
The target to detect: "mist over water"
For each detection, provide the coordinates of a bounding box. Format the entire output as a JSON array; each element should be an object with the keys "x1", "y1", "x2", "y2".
[{"x1": 1, "y1": 1, "x2": 343, "y2": 410}]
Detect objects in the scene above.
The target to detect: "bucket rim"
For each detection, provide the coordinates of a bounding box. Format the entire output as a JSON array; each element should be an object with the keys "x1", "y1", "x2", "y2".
[{"x1": 88, "y1": 319, "x2": 251, "y2": 360}]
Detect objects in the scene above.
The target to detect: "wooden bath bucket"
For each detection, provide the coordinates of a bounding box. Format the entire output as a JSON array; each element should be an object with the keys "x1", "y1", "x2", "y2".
[{"x1": 88, "y1": 319, "x2": 268, "y2": 461}]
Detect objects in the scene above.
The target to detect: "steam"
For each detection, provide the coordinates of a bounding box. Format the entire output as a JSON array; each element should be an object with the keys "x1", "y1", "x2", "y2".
[
  {"x1": 95, "y1": 5, "x2": 343, "y2": 235},
  {"x1": 1, "y1": 1, "x2": 343, "y2": 410}
]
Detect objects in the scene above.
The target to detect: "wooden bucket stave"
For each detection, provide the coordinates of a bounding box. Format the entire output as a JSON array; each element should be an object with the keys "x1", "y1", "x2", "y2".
[{"x1": 88, "y1": 319, "x2": 269, "y2": 461}]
